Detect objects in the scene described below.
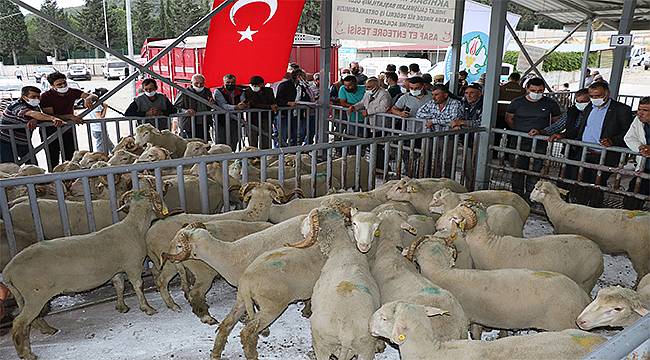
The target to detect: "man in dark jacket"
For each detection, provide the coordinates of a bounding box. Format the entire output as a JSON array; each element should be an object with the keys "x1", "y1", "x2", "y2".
[
  {"x1": 213, "y1": 74, "x2": 247, "y2": 150},
  {"x1": 125, "y1": 79, "x2": 176, "y2": 130},
  {"x1": 276, "y1": 69, "x2": 312, "y2": 146},
  {"x1": 244, "y1": 75, "x2": 278, "y2": 149},
  {"x1": 174, "y1": 74, "x2": 216, "y2": 141},
  {"x1": 557, "y1": 81, "x2": 634, "y2": 207}
]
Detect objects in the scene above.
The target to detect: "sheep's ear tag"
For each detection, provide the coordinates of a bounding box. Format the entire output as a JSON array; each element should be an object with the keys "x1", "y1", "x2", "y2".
[
  {"x1": 401, "y1": 223, "x2": 417, "y2": 236},
  {"x1": 406, "y1": 185, "x2": 417, "y2": 193},
  {"x1": 634, "y1": 306, "x2": 649, "y2": 316},
  {"x1": 374, "y1": 229, "x2": 381, "y2": 237},
  {"x1": 458, "y1": 220, "x2": 466, "y2": 231},
  {"x1": 397, "y1": 334, "x2": 406, "y2": 342},
  {"x1": 162, "y1": 206, "x2": 169, "y2": 215}
]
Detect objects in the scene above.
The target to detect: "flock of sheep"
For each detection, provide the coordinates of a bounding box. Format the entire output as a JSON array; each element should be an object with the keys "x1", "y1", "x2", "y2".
[{"x1": 0, "y1": 124, "x2": 649, "y2": 360}]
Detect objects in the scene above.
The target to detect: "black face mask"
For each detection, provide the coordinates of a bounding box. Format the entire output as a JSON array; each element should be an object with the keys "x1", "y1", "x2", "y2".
[{"x1": 225, "y1": 84, "x2": 235, "y2": 91}]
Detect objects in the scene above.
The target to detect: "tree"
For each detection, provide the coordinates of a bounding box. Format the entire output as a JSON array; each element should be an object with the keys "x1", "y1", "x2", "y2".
[
  {"x1": 154, "y1": 0, "x2": 171, "y2": 38},
  {"x1": 0, "y1": 0, "x2": 29, "y2": 64},
  {"x1": 167, "y1": 0, "x2": 209, "y2": 36},
  {"x1": 298, "y1": 0, "x2": 319, "y2": 35},
  {"x1": 132, "y1": 0, "x2": 154, "y2": 47},
  {"x1": 108, "y1": 4, "x2": 127, "y2": 50},
  {"x1": 74, "y1": 0, "x2": 106, "y2": 57},
  {"x1": 36, "y1": 0, "x2": 72, "y2": 60}
]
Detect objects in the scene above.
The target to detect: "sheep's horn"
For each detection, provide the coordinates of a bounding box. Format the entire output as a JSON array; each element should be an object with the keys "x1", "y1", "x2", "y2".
[
  {"x1": 118, "y1": 190, "x2": 134, "y2": 207},
  {"x1": 269, "y1": 183, "x2": 287, "y2": 203},
  {"x1": 404, "y1": 236, "x2": 431, "y2": 262},
  {"x1": 184, "y1": 222, "x2": 206, "y2": 230},
  {"x1": 457, "y1": 205, "x2": 478, "y2": 230},
  {"x1": 240, "y1": 182, "x2": 262, "y2": 201},
  {"x1": 286, "y1": 210, "x2": 320, "y2": 248},
  {"x1": 292, "y1": 188, "x2": 305, "y2": 199}
]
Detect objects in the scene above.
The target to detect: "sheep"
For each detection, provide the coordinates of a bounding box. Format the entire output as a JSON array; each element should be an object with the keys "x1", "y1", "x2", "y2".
[
  {"x1": 3, "y1": 190, "x2": 167, "y2": 360},
  {"x1": 107, "y1": 149, "x2": 139, "y2": 166},
  {"x1": 371, "y1": 200, "x2": 419, "y2": 216},
  {"x1": 208, "y1": 143, "x2": 233, "y2": 155},
  {"x1": 0, "y1": 162, "x2": 21, "y2": 174},
  {"x1": 577, "y1": 274, "x2": 650, "y2": 330},
  {"x1": 370, "y1": 301, "x2": 606, "y2": 360},
  {"x1": 406, "y1": 234, "x2": 591, "y2": 337},
  {"x1": 52, "y1": 161, "x2": 81, "y2": 173},
  {"x1": 134, "y1": 124, "x2": 189, "y2": 158},
  {"x1": 439, "y1": 201, "x2": 604, "y2": 293},
  {"x1": 70, "y1": 150, "x2": 89, "y2": 163},
  {"x1": 135, "y1": 144, "x2": 172, "y2": 163},
  {"x1": 228, "y1": 158, "x2": 308, "y2": 182},
  {"x1": 430, "y1": 188, "x2": 530, "y2": 222},
  {"x1": 160, "y1": 174, "x2": 225, "y2": 213},
  {"x1": 435, "y1": 201, "x2": 524, "y2": 237},
  {"x1": 370, "y1": 210, "x2": 470, "y2": 342},
  {"x1": 309, "y1": 208, "x2": 382, "y2": 360},
  {"x1": 78, "y1": 151, "x2": 110, "y2": 169},
  {"x1": 530, "y1": 180, "x2": 650, "y2": 284},
  {"x1": 386, "y1": 177, "x2": 468, "y2": 214},
  {"x1": 184, "y1": 141, "x2": 211, "y2": 157},
  {"x1": 269, "y1": 153, "x2": 311, "y2": 169},
  {"x1": 15, "y1": 164, "x2": 45, "y2": 177},
  {"x1": 113, "y1": 135, "x2": 143, "y2": 155},
  {"x1": 265, "y1": 174, "x2": 342, "y2": 198},
  {"x1": 0, "y1": 220, "x2": 33, "y2": 271},
  {"x1": 146, "y1": 219, "x2": 273, "y2": 324},
  {"x1": 313, "y1": 155, "x2": 371, "y2": 191}
]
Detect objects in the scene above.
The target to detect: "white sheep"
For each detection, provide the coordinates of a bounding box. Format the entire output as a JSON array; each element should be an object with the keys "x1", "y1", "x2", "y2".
[
  {"x1": 78, "y1": 151, "x2": 110, "y2": 168},
  {"x1": 314, "y1": 155, "x2": 371, "y2": 191},
  {"x1": 0, "y1": 162, "x2": 21, "y2": 174},
  {"x1": 440, "y1": 201, "x2": 604, "y2": 293},
  {"x1": 577, "y1": 274, "x2": 650, "y2": 330},
  {"x1": 3, "y1": 190, "x2": 167, "y2": 360},
  {"x1": 430, "y1": 188, "x2": 530, "y2": 222},
  {"x1": 52, "y1": 160, "x2": 81, "y2": 173},
  {"x1": 386, "y1": 177, "x2": 468, "y2": 214},
  {"x1": 113, "y1": 135, "x2": 143, "y2": 155},
  {"x1": 135, "y1": 144, "x2": 172, "y2": 163},
  {"x1": 370, "y1": 301, "x2": 606, "y2": 360},
  {"x1": 530, "y1": 180, "x2": 650, "y2": 284},
  {"x1": 134, "y1": 124, "x2": 189, "y2": 158},
  {"x1": 370, "y1": 210, "x2": 470, "y2": 342},
  {"x1": 406, "y1": 234, "x2": 591, "y2": 337},
  {"x1": 208, "y1": 143, "x2": 233, "y2": 155},
  {"x1": 183, "y1": 141, "x2": 211, "y2": 157},
  {"x1": 107, "y1": 149, "x2": 139, "y2": 165}
]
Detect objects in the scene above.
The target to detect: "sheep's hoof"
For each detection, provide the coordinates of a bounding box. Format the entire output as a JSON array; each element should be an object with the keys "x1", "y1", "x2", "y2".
[
  {"x1": 21, "y1": 352, "x2": 38, "y2": 360},
  {"x1": 116, "y1": 304, "x2": 130, "y2": 314},
  {"x1": 375, "y1": 340, "x2": 386, "y2": 353},
  {"x1": 201, "y1": 315, "x2": 218, "y2": 325},
  {"x1": 141, "y1": 306, "x2": 158, "y2": 316},
  {"x1": 39, "y1": 327, "x2": 59, "y2": 336},
  {"x1": 260, "y1": 328, "x2": 270, "y2": 337},
  {"x1": 167, "y1": 302, "x2": 182, "y2": 312}
]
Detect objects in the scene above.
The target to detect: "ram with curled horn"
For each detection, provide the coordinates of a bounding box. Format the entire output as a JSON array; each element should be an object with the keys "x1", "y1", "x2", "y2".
[{"x1": 161, "y1": 222, "x2": 206, "y2": 266}]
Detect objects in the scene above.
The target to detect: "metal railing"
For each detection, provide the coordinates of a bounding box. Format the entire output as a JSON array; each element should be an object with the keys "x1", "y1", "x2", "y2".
[
  {"x1": 488, "y1": 128, "x2": 649, "y2": 208},
  {"x1": 583, "y1": 315, "x2": 649, "y2": 360},
  {"x1": 0, "y1": 105, "x2": 322, "y2": 170}
]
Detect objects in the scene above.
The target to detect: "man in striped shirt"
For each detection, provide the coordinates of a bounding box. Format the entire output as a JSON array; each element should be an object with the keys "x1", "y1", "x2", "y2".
[{"x1": 0, "y1": 86, "x2": 66, "y2": 164}]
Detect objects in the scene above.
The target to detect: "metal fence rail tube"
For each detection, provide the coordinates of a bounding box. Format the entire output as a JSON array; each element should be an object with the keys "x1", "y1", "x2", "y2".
[
  {"x1": 0, "y1": 188, "x2": 18, "y2": 257},
  {"x1": 26, "y1": 183, "x2": 45, "y2": 241},
  {"x1": 583, "y1": 315, "x2": 650, "y2": 360},
  {"x1": 54, "y1": 179, "x2": 71, "y2": 237}
]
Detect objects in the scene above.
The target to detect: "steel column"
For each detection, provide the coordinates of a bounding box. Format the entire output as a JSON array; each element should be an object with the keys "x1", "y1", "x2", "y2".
[
  {"x1": 318, "y1": 0, "x2": 333, "y2": 144},
  {"x1": 609, "y1": 0, "x2": 637, "y2": 99},
  {"x1": 125, "y1": 0, "x2": 136, "y2": 98},
  {"x1": 522, "y1": 19, "x2": 587, "y2": 77},
  {"x1": 579, "y1": 18, "x2": 593, "y2": 89},
  {"x1": 506, "y1": 21, "x2": 552, "y2": 92},
  {"x1": 448, "y1": 0, "x2": 466, "y2": 93},
  {"x1": 474, "y1": 0, "x2": 509, "y2": 190}
]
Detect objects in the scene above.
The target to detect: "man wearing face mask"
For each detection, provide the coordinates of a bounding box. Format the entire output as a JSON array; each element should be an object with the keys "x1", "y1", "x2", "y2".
[
  {"x1": 244, "y1": 75, "x2": 278, "y2": 149},
  {"x1": 174, "y1": 74, "x2": 217, "y2": 141},
  {"x1": 528, "y1": 89, "x2": 591, "y2": 139},
  {"x1": 350, "y1": 62, "x2": 368, "y2": 85},
  {"x1": 560, "y1": 81, "x2": 633, "y2": 207},
  {"x1": 330, "y1": 68, "x2": 351, "y2": 105},
  {"x1": 351, "y1": 77, "x2": 390, "y2": 129},
  {"x1": 1, "y1": 86, "x2": 66, "y2": 164},
  {"x1": 390, "y1": 76, "x2": 432, "y2": 132},
  {"x1": 212, "y1": 74, "x2": 247, "y2": 150},
  {"x1": 623, "y1": 96, "x2": 650, "y2": 210},
  {"x1": 385, "y1": 72, "x2": 401, "y2": 101},
  {"x1": 40, "y1": 72, "x2": 97, "y2": 169},
  {"x1": 505, "y1": 77, "x2": 561, "y2": 196},
  {"x1": 125, "y1": 79, "x2": 176, "y2": 128}
]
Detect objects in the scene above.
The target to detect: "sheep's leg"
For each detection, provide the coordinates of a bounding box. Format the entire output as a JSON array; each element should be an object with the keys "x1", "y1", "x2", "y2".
[
  {"x1": 111, "y1": 274, "x2": 130, "y2": 313},
  {"x1": 155, "y1": 263, "x2": 182, "y2": 312},
  {"x1": 11, "y1": 297, "x2": 48, "y2": 360},
  {"x1": 470, "y1": 324, "x2": 483, "y2": 340},
  {"x1": 212, "y1": 301, "x2": 246, "y2": 360},
  {"x1": 312, "y1": 338, "x2": 331, "y2": 360},
  {"x1": 630, "y1": 255, "x2": 649, "y2": 286},
  {"x1": 300, "y1": 299, "x2": 312, "y2": 318},
  {"x1": 175, "y1": 264, "x2": 192, "y2": 299},
  {"x1": 125, "y1": 269, "x2": 157, "y2": 315},
  {"x1": 31, "y1": 318, "x2": 58, "y2": 335},
  {"x1": 240, "y1": 303, "x2": 286, "y2": 360},
  {"x1": 187, "y1": 268, "x2": 219, "y2": 325}
]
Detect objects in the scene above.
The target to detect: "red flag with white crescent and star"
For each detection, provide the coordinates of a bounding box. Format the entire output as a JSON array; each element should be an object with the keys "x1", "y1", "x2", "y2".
[{"x1": 203, "y1": 0, "x2": 306, "y2": 87}]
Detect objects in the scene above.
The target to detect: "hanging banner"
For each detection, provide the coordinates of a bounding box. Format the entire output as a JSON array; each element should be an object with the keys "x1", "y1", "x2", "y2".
[
  {"x1": 444, "y1": 0, "x2": 521, "y2": 84},
  {"x1": 331, "y1": 0, "x2": 455, "y2": 45}
]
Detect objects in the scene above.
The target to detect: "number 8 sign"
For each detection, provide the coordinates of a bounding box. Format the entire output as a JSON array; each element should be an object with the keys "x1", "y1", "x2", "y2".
[{"x1": 610, "y1": 34, "x2": 633, "y2": 47}]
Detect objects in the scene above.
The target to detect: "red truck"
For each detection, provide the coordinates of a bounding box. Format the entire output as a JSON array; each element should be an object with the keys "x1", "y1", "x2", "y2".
[{"x1": 137, "y1": 33, "x2": 339, "y2": 100}]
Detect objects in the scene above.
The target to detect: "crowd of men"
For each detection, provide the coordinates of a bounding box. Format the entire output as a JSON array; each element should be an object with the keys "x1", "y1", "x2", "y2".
[{"x1": 0, "y1": 62, "x2": 648, "y2": 209}]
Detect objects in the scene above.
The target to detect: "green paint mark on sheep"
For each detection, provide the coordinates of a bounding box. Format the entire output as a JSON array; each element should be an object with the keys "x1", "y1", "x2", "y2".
[
  {"x1": 354, "y1": 284, "x2": 372, "y2": 295},
  {"x1": 422, "y1": 286, "x2": 442, "y2": 295},
  {"x1": 626, "y1": 210, "x2": 650, "y2": 218},
  {"x1": 269, "y1": 260, "x2": 285, "y2": 269},
  {"x1": 570, "y1": 334, "x2": 604, "y2": 349},
  {"x1": 532, "y1": 271, "x2": 560, "y2": 278}
]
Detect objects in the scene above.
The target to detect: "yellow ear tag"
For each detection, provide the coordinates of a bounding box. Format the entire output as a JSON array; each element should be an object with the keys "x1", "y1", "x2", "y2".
[
  {"x1": 459, "y1": 220, "x2": 466, "y2": 231},
  {"x1": 374, "y1": 229, "x2": 381, "y2": 237},
  {"x1": 398, "y1": 334, "x2": 406, "y2": 341},
  {"x1": 162, "y1": 207, "x2": 169, "y2": 215}
]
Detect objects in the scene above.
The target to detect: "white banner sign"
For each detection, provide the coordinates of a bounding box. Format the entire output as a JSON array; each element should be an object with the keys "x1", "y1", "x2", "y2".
[{"x1": 332, "y1": 0, "x2": 455, "y2": 45}]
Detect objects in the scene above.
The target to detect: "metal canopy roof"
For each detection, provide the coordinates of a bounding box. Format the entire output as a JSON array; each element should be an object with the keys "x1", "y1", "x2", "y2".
[{"x1": 509, "y1": 0, "x2": 650, "y2": 30}]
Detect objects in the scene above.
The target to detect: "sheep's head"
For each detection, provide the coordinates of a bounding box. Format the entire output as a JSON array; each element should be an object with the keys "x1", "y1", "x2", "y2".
[
  {"x1": 52, "y1": 161, "x2": 81, "y2": 173},
  {"x1": 108, "y1": 149, "x2": 138, "y2": 165},
  {"x1": 288, "y1": 205, "x2": 351, "y2": 252},
  {"x1": 386, "y1": 178, "x2": 422, "y2": 201},
  {"x1": 576, "y1": 286, "x2": 649, "y2": 330},
  {"x1": 136, "y1": 145, "x2": 171, "y2": 163},
  {"x1": 530, "y1": 180, "x2": 568, "y2": 203},
  {"x1": 240, "y1": 181, "x2": 288, "y2": 204},
  {"x1": 117, "y1": 189, "x2": 168, "y2": 218},
  {"x1": 184, "y1": 141, "x2": 210, "y2": 157},
  {"x1": 114, "y1": 136, "x2": 143, "y2": 155},
  {"x1": 370, "y1": 301, "x2": 448, "y2": 346},
  {"x1": 15, "y1": 165, "x2": 45, "y2": 177},
  {"x1": 428, "y1": 188, "x2": 458, "y2": 214},
  {"x1": 79, "y1": 152, "x2": 110, "y2": 169},
  {"x1": 134, "y1": 124, "x2": 159, "y2": 147},
  {"x1": 349, "y1": 209, "x2": 381, "y2": 253},
  {"x1": 442, "y1": 201, "x2": 485, "y2": 235},
  {"x1": 71, "y1": 150, "x2": 90, "y2": 163},
  {"x1": 161, "y1": 222, "x2": 207, "y2": 265},
  {"x1": 208, "y1": 144, "x2": 233, "y2": 155},
  {"x1": 376, "y1": 210, "x2": 419, "y2": 245},
  {"x1": 404, "y1": 234, "x2": 457, "y2": 269}
]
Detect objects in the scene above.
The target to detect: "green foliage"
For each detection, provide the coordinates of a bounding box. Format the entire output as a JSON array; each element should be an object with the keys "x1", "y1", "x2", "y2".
[
  {"x1": 503, "y1": 51, "x2": 600, "y2": 72},
  {"x1": 167, "y1": 0, "x2": 210, "y2": 36},
  {"x1": 503, "y1": 51, "x2": 519, "y2": 69},
  {"x1": 132, "y1": 0, "x2": 154, "y2": 47},
  {"x1": 298, "y1": 0, "x2": 320, "y2": 35},
  {"x1": 36, "y1": 0, "x2": 72, "y2": 60},
  {"x1": 0, "y1": 0, "x2": 29, "y2": 64}
]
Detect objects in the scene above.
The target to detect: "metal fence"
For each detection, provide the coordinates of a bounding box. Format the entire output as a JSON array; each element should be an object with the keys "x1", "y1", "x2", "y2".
[{"x1": 488, "y1": 128, "x2": 649, "y2": 209}]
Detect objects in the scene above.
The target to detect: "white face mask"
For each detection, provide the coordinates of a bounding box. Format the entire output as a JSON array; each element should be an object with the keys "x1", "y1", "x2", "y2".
[
  {"x1": 528, "y1": 92, "x2": 544, "y2": 101},
  {"x1": 250, "y1": 85, "x2": 261, "y2": 92},
  {"x1": 55, "y1": 86, "x2": 69, "y2": 94},
  {"x1": 410, "y1": 89, "x2": 422, "y2": 97},
  {"x1": 26, "y1": 98, "x2": 40, "y2": 107},
  {"x1": 591, "y1": 98, "x2": 606, "y2": 107},
  {"x1": 575, "y1": 102, "x2": 589, "y2": 111},
  {"x1": 144, "y1": 91, "x2": 156, "y2": 97},
  {"x1": 192, "y1": 85, "x2": 205, "y2": 92},
  {"x1": 400, "y1": 87, "x2": 407, "y2": 94}
]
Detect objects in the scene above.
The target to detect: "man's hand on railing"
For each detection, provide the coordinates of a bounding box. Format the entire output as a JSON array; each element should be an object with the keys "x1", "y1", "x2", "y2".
[
  {"x1": 425, "y1": 120, "x2": 433, "y2": 130},
  {"x1": 69, "y1": 115, "x2": 84, "y2": 125},
  {"x1": 361, "y1": 110, "x2": 368, "y2": 117},
  {"x1": 271, "y1": 104, "x2": 279, "y2": 113},
  {"x1": 236, "y1": 102, "x2": 249, "y2": 110},
  {"x1": 450, "y1": 119, "x2": 465, "y2": 130},
  {"x1": 395, "y1": 110, "x2": 410, "y2": 118},
  {"x1": 185, "y1": 109, "x2": 196, "y2": 117},
  {"x1": 599, "y1": 138, "x2": 613, "y2": 147},
  {"x1": 528, "y1": 129, "x2": 541, "y2": 137},
  {"x1": 547, "y1": 134, "x2": 563, "y2": 142},
  {"x1": 146, "y1": 108, "x2": 162, "y2": 117},
  {"x1": 639, "y1": 145, "x2": 650, "y2": 157}
]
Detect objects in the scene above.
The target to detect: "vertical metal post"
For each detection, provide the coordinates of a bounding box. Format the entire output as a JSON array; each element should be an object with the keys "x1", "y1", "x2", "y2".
[
  {"x1": 102, "y1": 0, "x2": 110, "y2": 59},
  {"x1": 125, "y1": 0, "x2": 136, "y2": 97},
  {"x1": 579, "y1": 18, "x2": 593, "y2": 89},
  {"x1": 609, "y1": 0, "x2": 636, "y2": 99},
  {"x1": 474, "y1": 0, "x2": 509, "y2": 190},
  {"x1": 318, "y1": 0, "x2": 333, "y2": 144},
  {"x1": 449, "y1": 0, "x2": 466, "y2": 93}
]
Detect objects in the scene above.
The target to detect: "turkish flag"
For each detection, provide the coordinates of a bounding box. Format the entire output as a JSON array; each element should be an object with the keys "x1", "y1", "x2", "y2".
[{"x1": 203, "y1": 0, "x2": 306, "y2": 87}]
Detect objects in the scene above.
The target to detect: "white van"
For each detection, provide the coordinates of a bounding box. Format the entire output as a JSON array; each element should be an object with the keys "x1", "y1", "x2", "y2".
[
  {"x1": 102, "y1": 60, "x2": 127, "y2": 80},
  {"x1": 358, "y1": 57, "x2": 432, "y2": 78}
]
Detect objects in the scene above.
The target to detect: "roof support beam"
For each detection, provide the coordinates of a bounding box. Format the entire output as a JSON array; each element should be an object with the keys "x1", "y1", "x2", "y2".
[
  {"x1": 449, "y1": 0, "x2": 466, "y2": 94},
  {"x1": 505, "y1": 20, "x2": 552, "y2": 92},
  {"x1": 550, "y1": 0, "x2": 619, "y2": 30},
  {"x1": 579, "y1": 18, "x2": 594, "y2": 89},
  {"x1": 522, "y1": 18, "x2": 588, "y2": 78},
  {"x1": 609, "y1": 0, "x2": 636, "y2": 99}
]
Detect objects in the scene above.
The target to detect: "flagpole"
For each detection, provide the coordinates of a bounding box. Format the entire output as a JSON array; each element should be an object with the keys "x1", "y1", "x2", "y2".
[{"x1": 318, "y1": 0, "x2": 332, "y2": 144}]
